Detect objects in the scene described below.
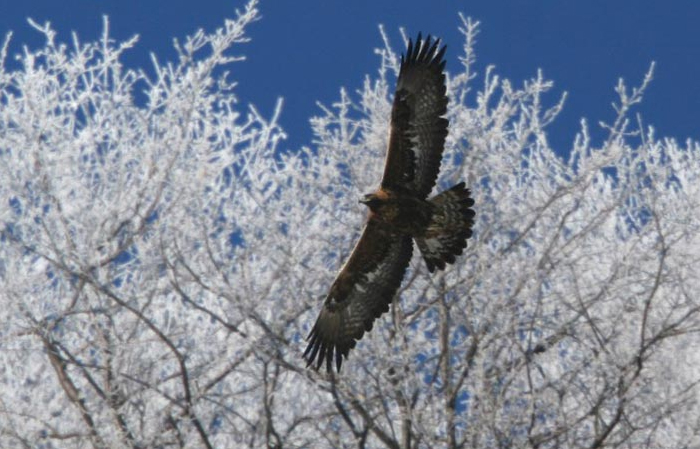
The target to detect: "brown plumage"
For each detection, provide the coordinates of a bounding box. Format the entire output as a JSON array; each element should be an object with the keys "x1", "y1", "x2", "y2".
[{"x1": 304, "y1": 34, "x2": 475, "y2": 373}]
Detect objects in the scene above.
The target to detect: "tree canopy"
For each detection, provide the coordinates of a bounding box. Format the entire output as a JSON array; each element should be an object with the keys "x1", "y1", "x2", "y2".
[{"x1": 1, "y1": 3, "x2": 699, "y2": 447}]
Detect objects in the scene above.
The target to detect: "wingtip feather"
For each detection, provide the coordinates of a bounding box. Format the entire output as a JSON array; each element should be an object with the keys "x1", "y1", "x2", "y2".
[{"x1": 335, "y1": 350, "x2": 343, "y2": 372}]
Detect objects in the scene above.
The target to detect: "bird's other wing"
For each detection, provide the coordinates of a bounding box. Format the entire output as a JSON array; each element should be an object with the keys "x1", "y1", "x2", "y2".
[
  {"x1": 380, "y1": 34, "x2": 449, "y2": 199},
  {"x1": 304, "y1": 221, "x2": 413, "y2": 373}
]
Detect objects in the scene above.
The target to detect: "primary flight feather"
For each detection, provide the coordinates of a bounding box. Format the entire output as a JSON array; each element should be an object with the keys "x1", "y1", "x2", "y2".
[{"x1": 304, "y1": 34, "x2": 475, "y2": 373}]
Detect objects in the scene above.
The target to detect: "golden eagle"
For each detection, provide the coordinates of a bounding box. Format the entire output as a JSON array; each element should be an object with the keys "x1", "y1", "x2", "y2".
[{"x1": 304, "y1": 34, "x2": 475, "y2": 373}]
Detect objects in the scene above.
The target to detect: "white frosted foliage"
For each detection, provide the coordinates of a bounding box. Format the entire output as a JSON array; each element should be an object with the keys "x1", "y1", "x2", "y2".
[{"x1": 0, "y1": 10, "x2": 698, "y2": 449}]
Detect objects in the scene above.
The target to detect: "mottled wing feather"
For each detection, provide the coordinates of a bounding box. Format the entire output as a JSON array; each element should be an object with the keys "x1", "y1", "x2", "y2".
[
  {"x1": 304, "y1": 221, "x2": 413, "y2": 372},
  {"x1": 381, "y1": 34, "x2": 449, "y2": 199}
]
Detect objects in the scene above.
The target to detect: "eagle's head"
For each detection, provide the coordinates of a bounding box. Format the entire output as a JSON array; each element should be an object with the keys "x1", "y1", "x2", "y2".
[{"x1": 359, "y1": 193, "x2": 382, "y2": 211}]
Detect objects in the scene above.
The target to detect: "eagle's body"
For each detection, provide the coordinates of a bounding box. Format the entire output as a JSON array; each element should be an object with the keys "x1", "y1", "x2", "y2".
[
  {"x1": 304, "y1": 34, "x2": 475, "y2": 373},
  {"x1": 362, "y1": 187, "x2": 433, "y2": 234}
]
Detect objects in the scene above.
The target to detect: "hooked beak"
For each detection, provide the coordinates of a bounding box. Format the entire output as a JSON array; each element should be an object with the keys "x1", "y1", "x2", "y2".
[{"x1": 359, "y1": 194, "x2": 372, "y2": 204}]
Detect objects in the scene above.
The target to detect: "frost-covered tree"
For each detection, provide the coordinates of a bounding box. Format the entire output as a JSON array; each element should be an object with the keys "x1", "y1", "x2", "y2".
[{"x1": 1, "y1": 5, "x2": 699, "y2": 448}]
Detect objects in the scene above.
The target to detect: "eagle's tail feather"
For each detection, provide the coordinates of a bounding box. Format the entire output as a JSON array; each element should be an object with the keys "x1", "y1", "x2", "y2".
[{"x1": 416, "y1": 182, "x2": 475, "y2": 272}]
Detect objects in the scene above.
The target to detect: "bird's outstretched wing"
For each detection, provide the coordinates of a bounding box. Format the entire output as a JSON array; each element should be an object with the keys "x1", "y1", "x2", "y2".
[
  {"x1": 381, "y1": 34, "x2": 449, "y2": 199},
  {"x1": 304, "y1": 221, "x2": 413, "y2": 373}
]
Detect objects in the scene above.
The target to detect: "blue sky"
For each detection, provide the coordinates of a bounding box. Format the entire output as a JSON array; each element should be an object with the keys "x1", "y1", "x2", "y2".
[{"x1": 1, "y1": 1, "x2": 698, "y2": 157}]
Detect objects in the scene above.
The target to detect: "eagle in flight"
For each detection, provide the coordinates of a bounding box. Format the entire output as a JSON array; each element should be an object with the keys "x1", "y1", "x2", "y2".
[{"x1": 304, "y1": 34, "x2": 475, "y2": 373}]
